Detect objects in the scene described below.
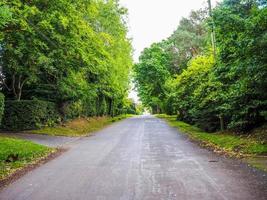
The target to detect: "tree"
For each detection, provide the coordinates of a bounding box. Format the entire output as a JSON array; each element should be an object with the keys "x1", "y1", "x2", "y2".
[
  {"x1": 212, "y1": 0, "x2": 267, "y2": 130},
  {"x1": 134, "y1": 0, "x2": 267, "y2": 132},
  {"x1": 0, "y1": 0, "x2": 133, "y2": 119},
  {"x1": 170, "y1": 55, "x2": 215, "y2": 126},
  {"x1": 134, "y1": 42, "x2": 171, "y2": 113},
  {"x1": 166, "y1": 9, "x2": 209, "y2": 74}
]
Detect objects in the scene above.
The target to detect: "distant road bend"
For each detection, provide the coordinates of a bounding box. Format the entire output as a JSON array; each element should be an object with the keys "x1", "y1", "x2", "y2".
[{"x1": 1, "y1": 116, "x2": 267, "y2": 200}]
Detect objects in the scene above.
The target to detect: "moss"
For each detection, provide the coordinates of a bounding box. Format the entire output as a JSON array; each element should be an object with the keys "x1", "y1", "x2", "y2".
[{"x1": 245, "y1": 156, "x2": 267, "y2": 172}]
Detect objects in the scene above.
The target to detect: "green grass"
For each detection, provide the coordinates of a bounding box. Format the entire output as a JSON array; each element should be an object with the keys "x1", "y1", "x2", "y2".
[
  {"x1": 0, "y1": 137, "x2": 53, "y2": 180},
  {"x1": 29, "y1": 114, "x2": 134, "y2": 137},
  {"x1": 156, "y1": 114, "x2": 267, "y2": 156}
]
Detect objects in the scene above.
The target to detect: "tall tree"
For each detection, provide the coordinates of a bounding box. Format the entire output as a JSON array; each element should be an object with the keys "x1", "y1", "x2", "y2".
[
  {"x1": 0, "y1": 0, "x2": 133, "y2": 117},
  {"x1": 134, "y1": 42, "x2": 170, "y2": 113},
  {"x1": 166, "y1": 9, "x2": 209, "y2": 74}
]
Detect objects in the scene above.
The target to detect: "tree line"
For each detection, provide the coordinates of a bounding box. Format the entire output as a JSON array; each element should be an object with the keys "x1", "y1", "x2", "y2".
[
  {"x1": 134, "y1": 0, "x2": 267, "y2": 132},
  {"x1": 0, "y1": 0, "x2": 135, "y2": 130}
]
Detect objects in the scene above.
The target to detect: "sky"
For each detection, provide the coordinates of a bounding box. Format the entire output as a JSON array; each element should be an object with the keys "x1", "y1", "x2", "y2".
[{"x1": 121, "y1": 0, "x2": 221, "y2": 102}]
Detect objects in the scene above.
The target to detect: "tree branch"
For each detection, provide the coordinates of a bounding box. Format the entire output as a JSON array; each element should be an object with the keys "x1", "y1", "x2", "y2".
[
  {"x1": 20, "y1": 77, "x2": 29, "y2": 89},
  {"x1": 0, "y1": 75, "x2": 12, "y2": 91},
  {"x1": 12, "y1": 74, "x2": 17, "y2": 98}
]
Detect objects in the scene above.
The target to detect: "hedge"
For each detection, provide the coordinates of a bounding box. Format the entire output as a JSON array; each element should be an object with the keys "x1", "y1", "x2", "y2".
[
  {"x1": 2, "y1": 100, "x2": 60, "y2": 131},
  {"x1": 60, "y1": 100, "x2": 84, "y2": 121},
  {"x1": 0, "y1": 93, "x2": 5, "y2": 125}
]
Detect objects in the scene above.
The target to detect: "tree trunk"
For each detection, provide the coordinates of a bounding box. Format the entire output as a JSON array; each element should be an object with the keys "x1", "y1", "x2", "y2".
[
  {"x1": 219, "y1": 115, "x2": 224, "y2": 131},
  {"x1": 17, "y1": 88, "x2": 22, "y2": 101},
  {"x1": 108, "y1": 98, "x2": 112, "y2": 116},
  {"x1": 10, "y1": 74, "x2": 28, "y2": 101},
  {"x1": 12, "y1": 74, "x2": 17, "y2": 100}
]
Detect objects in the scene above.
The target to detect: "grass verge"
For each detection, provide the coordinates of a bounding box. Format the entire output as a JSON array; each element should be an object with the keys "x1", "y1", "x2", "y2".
[
  {"x1": 156, "y1": 114, "x2": 267, "y2": 157},
  {"x1": 29, "y1": 114, "x2": 134, "y2": 137},
  {"x1": 0, "y1": 137, "x2": 54, "y2": 181}
]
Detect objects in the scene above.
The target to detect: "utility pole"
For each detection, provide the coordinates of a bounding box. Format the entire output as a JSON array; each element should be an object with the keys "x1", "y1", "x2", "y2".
[
  {"x1": 208, "y1": 0, "x2": 224, "y2": 131},
  {"x1": 207, "y1": 0, "x2": 216, "y2": 57}
]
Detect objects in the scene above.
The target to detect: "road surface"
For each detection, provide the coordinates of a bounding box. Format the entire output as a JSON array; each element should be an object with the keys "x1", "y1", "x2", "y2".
[
  {"x1": 1, "y1": 116, "x2": 267, "y2": 200},
  {"x1": 0, "y1": 132, "x2": 80, "y2": 147}
]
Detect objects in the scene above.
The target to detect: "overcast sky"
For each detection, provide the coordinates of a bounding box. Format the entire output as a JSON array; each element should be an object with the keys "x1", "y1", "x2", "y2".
[{"x1": 121, "y1": 0, "x2": 221, "y2": 101}]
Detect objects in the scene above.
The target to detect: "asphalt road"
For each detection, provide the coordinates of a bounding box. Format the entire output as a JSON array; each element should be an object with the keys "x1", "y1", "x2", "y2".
[
  {"x1": 0, "y1": 132, "x2": 80, "y2": 147},
  {"x1": 1, "y1": 116, "x2": 267, "y2": 200}
]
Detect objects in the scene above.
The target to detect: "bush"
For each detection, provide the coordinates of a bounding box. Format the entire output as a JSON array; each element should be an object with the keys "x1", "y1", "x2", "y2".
[
  {"x1": 0, "y1": 93, "x2": 5, "y2": 125},
  {"x1": 98, "y1": 97, "x2": 107, "y2": 116},
  {"x1": 62, "y1": 101, "x2": 83, "y2": 120},
  {"x1": 2, "y1": 100, "x2": 60, "y2": 131}
]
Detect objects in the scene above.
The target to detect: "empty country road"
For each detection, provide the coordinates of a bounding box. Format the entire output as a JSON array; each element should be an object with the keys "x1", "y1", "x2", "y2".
[{"x1": 1, "y1": 116, "x2": 267, "y2": 200}]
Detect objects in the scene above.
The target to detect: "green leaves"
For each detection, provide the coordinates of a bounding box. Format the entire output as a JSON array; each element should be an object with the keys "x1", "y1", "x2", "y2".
[
  {"x1": 0, "y1": 5, "x2": 13, "y2": 29},
  {"x1": 167, "y1": 9, "x2": 209, "y2": 73},
  {"x1": 0, "y1": 0, "x2": 133, "y2": 117},
  {"x1": 134, "y1": 0, "x2": 267, "y2": 132},
  {"x1": 134, "y1": 9, "x2": 210, "y2": 115},
  {"x1": 212, "y1": 0, "x2": 267, "y2": 130},
  {"x1": 134, "y1": 42, "x2": 171, "y2": 113}
]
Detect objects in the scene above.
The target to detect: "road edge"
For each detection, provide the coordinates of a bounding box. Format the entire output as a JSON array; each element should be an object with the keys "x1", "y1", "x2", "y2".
[
  {"x1": 156, "y1": 115, "x2": 267, "y2": 172},
  {"x1": 0, "y1": 148, "x2": 67, "y2": 191}
]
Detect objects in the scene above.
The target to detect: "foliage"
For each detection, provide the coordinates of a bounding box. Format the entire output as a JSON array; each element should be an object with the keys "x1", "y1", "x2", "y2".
[
  {"x1": 211, "y1": 0, "x2": 267, "y2": 130},
  {"x1": 2, "y1": 100, "x2": 60, "y2": 131},
  {"x1": 121, "y1": 98, "x2": 142, "y2": 115},
  {"x1": 170, "y1": 55, "x2": 217, "y2": 130},
  {"x1": 0, "y1": 136, "x2": 52, "y2": 180},
  {"x1": 134, "y1": 42, "x2": 171, "y2": 113},
  {"x1": 134, "y1": 9, "x2": 209, "y2": 115},
  {"x1": 0, "y1": 0, "x2": 133, "y2": 127},
  {"x1": 135, "y1": 1, "x2": 267, "y2": 132},
  {"x1": 167, "y1": 9, "x2": 209, "y2": 73},
  {"x1": 62, "y1": 100, "x2": 84, "y2": 120},
  {"x1": 0, "y1": 5, "x2": 12, "y2": 30}
]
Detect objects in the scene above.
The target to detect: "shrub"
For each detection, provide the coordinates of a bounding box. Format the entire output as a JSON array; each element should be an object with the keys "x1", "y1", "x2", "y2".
[
  {"x1": 98, "y1": 97, "x2": 107, "y2": 116},
  {"x1": 82, "y1": 99, "x2": 97, "y2": 117},
  {"x1": 0, "y1": 93, "x2": 5, "y2": 125},
  {"x1": 2, "y1": 100, "x2": 60, "y2": 131},
  {"x1": 62, "y1": 101, "x2": 83, "y2": 120}
]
